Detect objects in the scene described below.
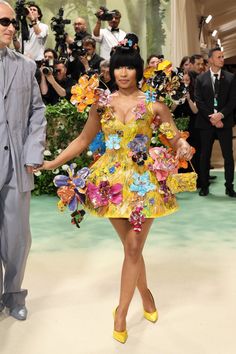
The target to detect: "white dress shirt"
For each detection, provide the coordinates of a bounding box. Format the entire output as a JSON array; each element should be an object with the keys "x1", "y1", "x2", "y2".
[
  {"x1": 19, "y1": 21, "x2": 49, "y2": 61},
  {"x1": 93, "y1": 26, "x2": 126, "y2": 60}
]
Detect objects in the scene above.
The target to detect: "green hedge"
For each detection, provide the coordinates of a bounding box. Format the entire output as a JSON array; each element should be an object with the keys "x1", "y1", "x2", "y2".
[{"x1": 33, "y1": 99, "x2": 92, "y2": 195}]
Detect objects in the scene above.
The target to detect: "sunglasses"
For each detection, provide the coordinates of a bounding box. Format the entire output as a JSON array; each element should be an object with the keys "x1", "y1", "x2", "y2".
[{"x1": 0, "y1": 17, "x2": 18, "y2": 29}]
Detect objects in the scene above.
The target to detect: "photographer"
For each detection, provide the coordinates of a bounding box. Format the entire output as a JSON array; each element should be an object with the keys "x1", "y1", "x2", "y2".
[
  {"x1": 79, "y1": 37, "x2": 103, "y2": 74},
  {"x1": 93, "y1": 8, "x2": 126, "y2": 60},
  {"x1": 66, "y1": 17, "x2": 91, "y2": 45},
  {"x1": 13, "y1": 1, "x2": 48, "y2": 63},
  {"x1": 40, "y1": 59, "x2": 75, "y2": 105}
]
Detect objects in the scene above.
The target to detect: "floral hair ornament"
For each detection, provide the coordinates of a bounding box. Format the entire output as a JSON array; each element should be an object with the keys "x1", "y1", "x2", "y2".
[
  {"x1": 53, "y1": 165, "x2": 90, "y2": 228},
  {"x1": 70, "y1": 74, "x2": 100, "y2": 112},
  {"x1": 117, "y1": 38, "x2": 133, "y2": 49}
]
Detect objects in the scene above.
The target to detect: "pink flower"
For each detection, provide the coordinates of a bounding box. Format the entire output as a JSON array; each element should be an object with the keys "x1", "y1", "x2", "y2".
[{"x1": 87, "y1": 181, "x2": 123, "y2": 208}]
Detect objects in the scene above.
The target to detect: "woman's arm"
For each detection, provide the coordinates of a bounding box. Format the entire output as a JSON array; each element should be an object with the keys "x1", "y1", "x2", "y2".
[
  {"x1": 40, "y1": 104, "x2": 101, "y2": 170},
  {"x1": 153, "y1": 102, "x2": 193, "y2": 160}
]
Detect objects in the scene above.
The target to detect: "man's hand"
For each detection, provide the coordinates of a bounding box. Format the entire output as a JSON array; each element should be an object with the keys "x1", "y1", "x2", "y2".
[{"x1": 209, "y1": 112, "x2": 224, "y2": 128}]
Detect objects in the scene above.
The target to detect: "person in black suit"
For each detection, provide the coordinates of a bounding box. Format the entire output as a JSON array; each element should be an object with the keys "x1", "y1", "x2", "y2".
[{"x1": 195, "y1": 47, "x2": 236, "y2": 197}]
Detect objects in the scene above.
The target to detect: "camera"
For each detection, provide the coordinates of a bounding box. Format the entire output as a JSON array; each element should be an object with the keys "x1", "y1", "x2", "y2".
[
  {"x1": 51, "y1": 8, "x2": 70, "y2": 57},
  {"x1": 41, "y1": 59, "x2": 57, "y2": 75},
  {"x1": 69, "y1": 40, "x2": 87, "y2": 58},
  {"x1": 95, "y1": 6, "x2": 116, "y2": 21},
  {"x1": 51, "y1": 7, "x2": 71, "y2": 36},
  {"x1": 15, "y1": 0, "x2": 29, "y2": 19}
]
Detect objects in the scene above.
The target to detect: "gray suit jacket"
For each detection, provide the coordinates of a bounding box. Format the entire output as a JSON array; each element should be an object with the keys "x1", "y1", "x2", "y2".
[{"x1": 0, "y1": 48, "x2": 46, "y2": 192}]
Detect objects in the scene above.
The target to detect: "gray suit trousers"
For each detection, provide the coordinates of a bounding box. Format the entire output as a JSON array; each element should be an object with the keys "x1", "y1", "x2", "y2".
[{"x1": 0, "y1": 162, "x2": 31, "y2": 308}]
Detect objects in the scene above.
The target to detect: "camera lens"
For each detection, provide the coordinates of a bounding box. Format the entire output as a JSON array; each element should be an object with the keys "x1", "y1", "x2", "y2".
[{"x1": 42, "y1": 67, "x2": 51, "y2": 75}]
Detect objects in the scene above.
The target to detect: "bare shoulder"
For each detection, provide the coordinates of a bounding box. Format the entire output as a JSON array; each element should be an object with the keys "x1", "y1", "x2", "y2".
[{"x1": 152, "y1": 101, "x2": 170, "y2": 115}]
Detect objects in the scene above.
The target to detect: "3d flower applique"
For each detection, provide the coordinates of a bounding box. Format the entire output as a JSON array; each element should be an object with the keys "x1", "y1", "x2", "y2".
[
  {"x1": 158, "y1": 180, "x2": 173, "y2": 203},
  {"x1": 132, "y1": 101, "x2": 146, "y2": 120},
  {"x1": 145, "y1": 90, "x2": 157, "y2": 103},
  {"x1": 130, "y1": 172, "x2": 156, "y2": 197},
  {"x1": 149, "y1": 146, "x2": 178, "y2": 181},
  {"x1": 87, "y1": 181, "x2": 123, "y2": 208},
  {"x1": 70, "y1": 74, "x2": 100, "y2": 112},
  {"x1": 159, "y1": 122, "x2": 177, "y2": 139},
  {"x1": 129, "y1": 206, "x2": 146, "y2": 232},
  {"x1": 96, "y1": 89, "x2": 112, "y2": 115},
  {"x1": 88, "y1": 131, "x2": 106, "y2": 159},
  {"x1": 105, "y1": 134, "x2": 121, "y2": 150},
  {"x1": 128, "y1": 134, "x2": 149, "y2": 166},
  {"x1": 100, "y1": 106, "x2": 115, "y2": 124},
  {"x1": 54, "y1": 165, "x2": 91, "y2": 212}
]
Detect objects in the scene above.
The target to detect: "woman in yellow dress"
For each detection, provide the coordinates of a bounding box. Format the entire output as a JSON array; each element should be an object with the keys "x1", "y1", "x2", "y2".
[{"x1": 39, "y1": 45, "x2": 193, "y2": 343}]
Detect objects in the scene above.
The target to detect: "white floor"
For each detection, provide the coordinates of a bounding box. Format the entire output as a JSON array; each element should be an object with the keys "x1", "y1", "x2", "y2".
[{"x1": 1, "y1": 246, "x2": 236, "y2": 354}]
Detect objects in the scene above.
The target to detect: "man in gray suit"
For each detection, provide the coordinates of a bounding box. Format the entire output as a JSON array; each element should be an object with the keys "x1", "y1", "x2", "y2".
[{"x1": 0, "y1": 1, "x2": 46, "y2": 320}]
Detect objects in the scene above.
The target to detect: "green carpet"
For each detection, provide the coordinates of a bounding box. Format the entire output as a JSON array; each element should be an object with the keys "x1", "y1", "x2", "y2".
[{"x1": 30, "y1": 172, "x2": 236, "y2": 252}]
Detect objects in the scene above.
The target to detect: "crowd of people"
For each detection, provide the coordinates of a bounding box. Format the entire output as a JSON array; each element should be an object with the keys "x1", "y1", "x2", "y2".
[{"x1": 0, "y1": 0, "x2": 236, "y2": 345}]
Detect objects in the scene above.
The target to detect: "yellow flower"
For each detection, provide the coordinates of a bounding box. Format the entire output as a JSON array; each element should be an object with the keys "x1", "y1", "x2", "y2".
[{"x1": 70, "y1": 74, "x2": 100, "y2": 112}]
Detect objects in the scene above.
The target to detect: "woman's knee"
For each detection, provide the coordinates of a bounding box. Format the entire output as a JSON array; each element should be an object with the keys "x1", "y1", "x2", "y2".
[{"x1": 124, "y1": 240, "x2": 143, "y2": 263}]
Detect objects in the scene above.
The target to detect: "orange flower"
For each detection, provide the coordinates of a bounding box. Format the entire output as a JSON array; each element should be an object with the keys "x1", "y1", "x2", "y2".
[
  {"x1": 70, "y1": 74, "x2": 100, "y2": 112},
  {"x1": 159, "y1": 133, "x2": 172, "y2": 148}
]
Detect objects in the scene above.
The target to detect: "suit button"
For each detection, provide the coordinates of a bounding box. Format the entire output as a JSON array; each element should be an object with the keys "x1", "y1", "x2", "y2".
[
  {"x1": 4, "y1": 146, "x2": 9, "y2": 150},
  {"x1": 6, "y1": 120, "x2": 9, "y2": 124},
  {"x1": 4, "y1": 96, "x2": 7, "y2": 99}
]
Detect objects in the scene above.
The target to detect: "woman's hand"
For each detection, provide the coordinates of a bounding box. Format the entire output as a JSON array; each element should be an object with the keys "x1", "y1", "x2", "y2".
[
  {"x1": 175, "y1": 138, "x2": 193, "y2": 161},
  {"x1": 35, "y1": 160, "x2": 58, "y2": 171}
]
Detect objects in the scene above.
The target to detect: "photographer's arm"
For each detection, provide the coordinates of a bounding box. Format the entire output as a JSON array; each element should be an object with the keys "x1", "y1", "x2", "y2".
[
  {"x1": 40, "y1": 104, "x2": 101, "y2": 170},
  {"x1": 39, "y1": 70, "x2": 49, "y2": 95},
  {"x1": 93, "y1": 19, "x2": 102, "y2": 37},
  {"x1": 46, "y1": 73, "x2": 66, "y2": 97}
]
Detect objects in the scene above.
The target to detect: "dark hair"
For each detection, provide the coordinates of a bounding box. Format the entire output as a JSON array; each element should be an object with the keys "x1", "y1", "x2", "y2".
[
  {"x1": 82, "y1": 36, "x2": 96, "y2": 48},
  {"x1": 179, "y1": 56, "x2": 190, "y2": 68},
  {"x1": 147, "y1": 54, "x2": 163, "y2": 65},
  {"x1": 112, "y1": 9, "x2": 121, "y2": 18},
  {"x1": 190, "y1": 54, "x2": 203, "y2": 64},
  {"x1": 44, "y1": 48, "x2": 58, "y2": 60},
  {"x1": 26, "y1": 2, "x2": 43, "y2": 20},
  {"x1": 208, "y1": 46, "x2": 222, "y2": 58},
  {"x1": 110, "y1": 47, "x2": 143, "y2": 84}
]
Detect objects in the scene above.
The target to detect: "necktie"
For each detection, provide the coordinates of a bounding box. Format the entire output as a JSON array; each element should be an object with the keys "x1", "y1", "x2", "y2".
[
  {"x1": 214, "y1": 74, "x2": 219, "y2": 95},
  {"x1": 111, "y1": 28, "x2": 119, "y2": 32},
  {"x1": 213, "y1": 74, "x2": 219, "y2": 109}
]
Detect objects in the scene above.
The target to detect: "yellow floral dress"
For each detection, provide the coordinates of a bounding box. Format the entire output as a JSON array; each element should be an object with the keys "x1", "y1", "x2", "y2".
[{"x1": 84, "y1": 99, "x2": 178, "y2": 223}]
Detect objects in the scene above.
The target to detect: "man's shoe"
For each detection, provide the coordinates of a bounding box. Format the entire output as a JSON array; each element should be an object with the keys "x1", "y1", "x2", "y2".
[
  {"x1": 225, "y1": 188, "x2": 236, "y2": 198},
  {"x1": 209, "y1": 175, "x2": 217, "y2": 180},
  {"x1": 9, "y1": 305, "x2": 27, "y2": 321},
  {"x1": 199, "y1": 187, "x2": 209, "y2": 196}
]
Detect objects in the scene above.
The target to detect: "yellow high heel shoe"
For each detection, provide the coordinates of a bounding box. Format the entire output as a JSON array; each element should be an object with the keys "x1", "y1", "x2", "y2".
[
  {"x1": 112, "y1": 307, "x2": 128, "y2": 344},
  {"x1": 143, "y1": 289, "x2": 158, "y2": 323}
]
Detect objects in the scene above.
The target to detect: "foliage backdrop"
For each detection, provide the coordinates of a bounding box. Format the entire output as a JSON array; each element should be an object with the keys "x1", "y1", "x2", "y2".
[{"x1": 9, "y1": 0, "x2": 171, "y2": 62}]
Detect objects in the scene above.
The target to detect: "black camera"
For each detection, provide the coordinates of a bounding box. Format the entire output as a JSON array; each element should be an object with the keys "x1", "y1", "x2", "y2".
[
  {"x1": 69, "y1": 40, "x2": 87, "y2": 58},
  {"x1": 95, "y1": 6, "x2": 116, "y2": 21},
  {"x1": 51, "y1": 8, "x2": 71, "y2": 35},
  {"x1": 15, "y1": 0, "x2": 29, "y2": 19},
  {"x1": 41, "y1": 59, "x2": 56, "y2": 75}
]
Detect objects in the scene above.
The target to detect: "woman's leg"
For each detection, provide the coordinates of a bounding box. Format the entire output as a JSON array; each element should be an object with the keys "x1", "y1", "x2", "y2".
[
  {"x1": 110, "y1": 219, "x2": 156, "y2": 313},
  {"x1": 109, "y1": 218, "x2": 154, "y2": 331}
]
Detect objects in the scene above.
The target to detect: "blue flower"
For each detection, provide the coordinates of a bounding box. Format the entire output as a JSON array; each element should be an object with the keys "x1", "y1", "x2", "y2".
[
  {"x1": 128, "y1": 134, "x2": 148, "y2": 153},
  {"x1": 130, "y1": 172, "x2": 156, "y2": 196},
  {"x1": 145, "y1": 90, "x2": 157, "y2": 103},
  {"x1": 109, "y1": 166, "x2": 116, "y2": 174},
  {"x1": 88, "y1": 131, "x2": 106, "y2": 154},
  {"x1": 106, "y1": 134, "x2": 121, "y2": 150}
]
